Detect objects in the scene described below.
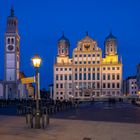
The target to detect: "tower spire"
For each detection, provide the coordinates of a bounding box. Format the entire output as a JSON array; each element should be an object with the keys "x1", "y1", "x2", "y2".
[
  {"x1": 86, "y1": 31, "x2": 88, "y2": 36},
  {"x1": 10, "y1": 6, "x2": 14, "y2": 17},
  {"x1": 62, "y1": 31, "x2": 64, "y2": 37}
]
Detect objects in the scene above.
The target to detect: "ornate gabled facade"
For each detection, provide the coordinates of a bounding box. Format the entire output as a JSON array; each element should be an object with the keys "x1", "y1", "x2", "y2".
[{"x1": 54, "y1": 32, "x2": 122, "y2": 101}]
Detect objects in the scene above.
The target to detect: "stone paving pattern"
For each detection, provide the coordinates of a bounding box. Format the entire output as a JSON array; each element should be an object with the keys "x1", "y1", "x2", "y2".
[{"x1": 0, "y1": 102, "x2": 140, "y2": 140}]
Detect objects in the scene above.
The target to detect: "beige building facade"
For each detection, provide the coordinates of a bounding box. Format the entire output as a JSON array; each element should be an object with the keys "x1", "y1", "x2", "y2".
[{"x1": 54, "y1": 32, "x2": 122, "y2": 101}]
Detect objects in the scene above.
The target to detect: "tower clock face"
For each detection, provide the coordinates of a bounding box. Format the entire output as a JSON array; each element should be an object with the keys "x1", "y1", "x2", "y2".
[{"x1": 8, "y1": 45, "x2": 14, "y2": 51}]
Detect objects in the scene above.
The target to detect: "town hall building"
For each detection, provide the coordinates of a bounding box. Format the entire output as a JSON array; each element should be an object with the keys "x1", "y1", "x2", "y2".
[{"x1": 54, "y1": 32, "x2": 122, "y2": 101}]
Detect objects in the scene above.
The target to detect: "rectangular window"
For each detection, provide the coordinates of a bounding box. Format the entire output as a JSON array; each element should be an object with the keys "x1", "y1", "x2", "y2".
[
  {"x1": 92, "y1": 54, "x2": 95, "y2": 57},
  {"x1": 88, "y1": 54, "x2": 91, "y2": 57},
  {"x1": 108, "y1": 74, "x2": 110, "y2": 80},
  {"x1": 69, "y1": 75, "x2": 72, "y2": 80},
  {"x1": 79, "y1": 54, "x2": 82, "y2": 57},
  {"x1": 79, "y1": 61, "x2": 82, "y2": 64},
  {"x1": 88, "y1": 73, "x2": 91, "y2": 80},
  {"x1": 92, "y1": 83, "x2": 95, "y2": 88},
  {"x1": 60, "y1": 75, "x2": 63, "y2": 80},
  {"x1": 75, "y1": 55, "x2": 77, "y2": 57},
  {"x1": 92, "y1": 73, "x2": 95, "y2": 80},
  {"x1": 84, "y1": 61, "x2": 86, "y2": 64},
  {"x1": 79, "y1": 68, "x2": 82, "y2": 71},
  {"x1": 88, "y1": 61, "x2": 91, "y2": 64},
  {"x1": 117, "y1": 74, "x2": 120, "y2": 80},
  {"x1": 60, "y1": 68, "x2": 63, "y2": 71},
  {"x1": 65, "y1": 75, "x2": 67, "y2": 80},
  {"x1": 69, "y1": 68, "x2": 72, "y2": 71},
  {"x1": 56, "y1": 75, "x2": 59, "y2": 80},
  {"x1": 75, "y1": 73, "x2": 78, "y2": 80},
  {"x1": 75, "y1": 61, "x2": 77, "y2": 64},
  {"x1": 103, "y1": 74, "x2": 106, "y2": 80},
  {"x1": 97, "y1": 61, "x2": 100, "y2": 64},
  {"x1": 60, "y1": 83, "x2": 63, "y2": 88},
  {"x1": 93, "y1": 61, "x2": 95, "y2": 64},
  {"x1": 97, "y1": 54, "x2": 100, "y2": 57},
  {"x1": 112, "y1": 74, "x2": 115, "y2": 80},
  {"x1": 108, "y1": 83, "x2": 110, "y2": 88},
  {"x1": 103, "y1": 67, "x2": 106, "y2": 70},
  {"x1": 112, "y1": 67, "x2": 115, "y2": 70},
  {"x1": 84, "y1": 68, "x2": 86, "y2": 71},
  {"x1": 56, "y1": 84, "x2": 59, "y2": 88},
  {"x1": 103, "y1": 83, "x2": 106, "y2": 88},
  {"x1": 97, "y1": 83, "x2": 100, "y2": 88},
  {"x1": 84, "y1": 73, "x2": 86, "y2": 80},
  {"x1": 117, "y1": 83, "x2": 120, "y2": 88},
  {"x1": 84, "y1": 54, "x2": 86, "y2": 57},
  {"x1": 97, "y1": 73, "x2": 100, "y2": 80},
  {"x1": 79, "y1": 73, "x2": 82, "y2": 80},
  {"x1": 56, "y1": 68, "x2": 58, "y2": 71},
  {"x1": 112, "y1": 83, "x2": 115, "y2": 88},
  {"x1": 65, "y1": 68, "x2": 67, "y2": 71}
]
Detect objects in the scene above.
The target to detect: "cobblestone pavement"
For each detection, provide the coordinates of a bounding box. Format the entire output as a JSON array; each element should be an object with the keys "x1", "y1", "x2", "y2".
[{"x1": 0, "y1": 102, "x2": 140, "y2": 140}]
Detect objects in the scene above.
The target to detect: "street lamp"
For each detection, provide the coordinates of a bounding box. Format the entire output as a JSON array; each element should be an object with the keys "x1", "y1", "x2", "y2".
[{"x1": 31, "y1": 54, "x2": 42, "y2": 129}]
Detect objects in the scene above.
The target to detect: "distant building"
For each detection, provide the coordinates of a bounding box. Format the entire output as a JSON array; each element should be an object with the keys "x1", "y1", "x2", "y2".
[
  {"x1": 123, "y1": 76, "x2": 138, "y2": 96},
  {"x1": 136, "y1": 64, "x2": 140, "y2": 92},
  {"x1": 49, "y1": 84, "x2": 54, "y2": 99},
  {"x1": 54, "y1": 32, "x2": 122, "y2": 101}
]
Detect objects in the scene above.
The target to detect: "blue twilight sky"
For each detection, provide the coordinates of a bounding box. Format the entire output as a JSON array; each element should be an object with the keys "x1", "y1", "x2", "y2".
[{"x1": 0, "y1": 0, "x2": 140, "y2": 89}]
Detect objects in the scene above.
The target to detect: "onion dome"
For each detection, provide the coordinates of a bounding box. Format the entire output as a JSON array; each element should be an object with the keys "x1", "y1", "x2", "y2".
[
  {"x1": 58, "y1": 33, "x2": 70, "y2": 46},
  {"x1": 105, "y1": 32, "x2": 117, "y2": 41}
]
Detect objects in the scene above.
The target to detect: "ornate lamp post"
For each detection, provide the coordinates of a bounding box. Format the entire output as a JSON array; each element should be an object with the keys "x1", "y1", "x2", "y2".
[{"x1": 31, "y1": 54, "x2": 42, "y2": 129}]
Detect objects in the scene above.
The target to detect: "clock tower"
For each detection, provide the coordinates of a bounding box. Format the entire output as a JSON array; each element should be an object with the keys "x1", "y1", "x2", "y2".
[{"x1": 4, "y1": 7, "x2": 20, "y2": 99}]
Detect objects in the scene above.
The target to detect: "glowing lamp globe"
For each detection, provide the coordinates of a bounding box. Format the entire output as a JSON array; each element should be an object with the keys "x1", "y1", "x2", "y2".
[{"x1": 32, "y1": 54, "x2": 42, "y2": 68}]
